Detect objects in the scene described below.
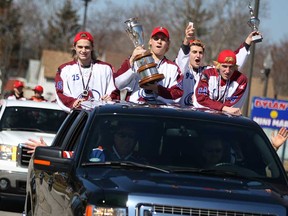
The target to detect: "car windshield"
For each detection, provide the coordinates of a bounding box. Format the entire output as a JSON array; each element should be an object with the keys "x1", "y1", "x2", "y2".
[
  {"x1": 0, "y1": 106, "x2": 67, "y2": 133},
  {"x1": 80, "y1": 115, "x2": 283, "y2": 181}
]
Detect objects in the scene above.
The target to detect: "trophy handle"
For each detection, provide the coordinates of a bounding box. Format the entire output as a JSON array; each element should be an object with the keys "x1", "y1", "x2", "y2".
[{"x1": 125, "y1": 17, "x2": 144, "y2": 47}]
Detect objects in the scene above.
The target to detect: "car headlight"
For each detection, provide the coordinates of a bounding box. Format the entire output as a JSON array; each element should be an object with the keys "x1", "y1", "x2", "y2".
[
  {"x1": 0, "y1": 144, "x2": 17, "y2": 161},
  {"x1": 85, "y1": 206, "x2": 127, "y2": 216}
]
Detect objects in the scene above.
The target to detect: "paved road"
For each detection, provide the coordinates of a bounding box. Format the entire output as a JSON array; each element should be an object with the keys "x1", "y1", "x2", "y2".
[{"x1": 0, "y1": 211, "x2": 21, "y2": 216}]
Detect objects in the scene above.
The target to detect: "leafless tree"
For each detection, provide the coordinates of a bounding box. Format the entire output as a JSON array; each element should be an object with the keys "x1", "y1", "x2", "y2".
[
  {"x1": 2, "y1": 0, "x2": 287, "y2": 97},
  {"x1": 0, "y1": 1, "x2": 22, "y2": 94},
  {"x1": 271, "y1": 41, "x2": 288, "y2": 97},
  {"x1": 85, "y1": 1, "x2": 132, "y2": 57}
]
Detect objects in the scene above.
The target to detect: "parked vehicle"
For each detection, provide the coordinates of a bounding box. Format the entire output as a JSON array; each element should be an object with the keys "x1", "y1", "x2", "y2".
[
  {"x1": 23, "y1": 101, "x2": 288, "y2": 215},
  {"x1": 0, "y1": 99, "x2": 67, "y2": 211}
]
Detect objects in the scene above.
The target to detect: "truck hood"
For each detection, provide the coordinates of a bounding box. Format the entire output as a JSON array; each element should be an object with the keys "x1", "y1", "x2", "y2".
[{"x1": 82, "y1": 169, "x2": 288, "y2": 208}]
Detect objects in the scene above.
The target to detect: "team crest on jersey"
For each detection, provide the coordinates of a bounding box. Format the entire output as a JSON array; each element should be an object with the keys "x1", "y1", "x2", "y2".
[
  {"x1": 56, "y1": 81, "x2": 63, "y2": 90},
  {"x1": 90, "y1": 89, "x2": 100, "y2": 100},
  {"x1": 184, "y1": 92, "x2": 193, "y2": 105},
  {"x1": 197, "y1": 87, "x2": 208, "y2": 95},
  {"x1": 226, "y1": 95, "x2": 238, "y2": 103}
]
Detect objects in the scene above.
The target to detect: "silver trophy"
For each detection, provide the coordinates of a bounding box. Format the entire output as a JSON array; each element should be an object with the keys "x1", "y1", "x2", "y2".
[
  {"x1": 247, "y1": 1, "x2": 263, "y2": 43},
  {"x1": 124, "y1": 17, "x2": 164, "y2": 88}
]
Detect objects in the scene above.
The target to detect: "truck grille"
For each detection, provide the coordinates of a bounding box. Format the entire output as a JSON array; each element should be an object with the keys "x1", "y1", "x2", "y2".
[
  {"x1": 16, "y1": 144, "x2": 32, "y2": 167},
  {"x1": 147, "y1": 204, "x2": 275, "y2": 216}
]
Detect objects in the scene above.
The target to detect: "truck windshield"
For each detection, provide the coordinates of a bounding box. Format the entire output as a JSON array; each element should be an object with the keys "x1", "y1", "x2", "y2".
[
  {"x1": 81, "y1": 115, "x2": 283, "y2": 180},
  {"x1": 1, "y1": 107, "x2": 67, "y2": 133}
]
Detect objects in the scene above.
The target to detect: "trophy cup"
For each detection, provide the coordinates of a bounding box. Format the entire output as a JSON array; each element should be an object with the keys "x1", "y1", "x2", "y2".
[
  {"x1": 247, "y1": 1, "x2": 263, "y2": 43},
  {"x1": 124, "y1": 17, "x2": 164, "y2": 88}
]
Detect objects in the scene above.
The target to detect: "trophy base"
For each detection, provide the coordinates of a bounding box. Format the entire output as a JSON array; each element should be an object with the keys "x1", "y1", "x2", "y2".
[
  {"x1": 252, "y1": 34, "x2": 263, "y2": 43},
  {"x1": 139, "y1": 74, "x2": 165, "y2": 88}
]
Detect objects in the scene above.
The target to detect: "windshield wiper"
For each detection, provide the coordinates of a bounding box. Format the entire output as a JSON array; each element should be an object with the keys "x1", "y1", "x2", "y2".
[
  {"x1": 82, "y1": 161, "x2": 170, "y2": 173},
  {"x1": 171, "y1": 168, "x2": 248, "y2": 178},
  {"x1": 183, "y1": 168, "x2": 267, "y2": 183}
]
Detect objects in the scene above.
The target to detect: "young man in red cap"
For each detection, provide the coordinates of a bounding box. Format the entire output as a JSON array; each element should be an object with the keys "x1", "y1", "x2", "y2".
[
  {"x1": 193, "y1": 49, "x2": 248, "y2": 116},
  {"x1": 175, "y1": 23, "x2": 261, "y2": 107},
  {"x1": 112, "y1": 26, "x2": 183, "y2": 104},
  {"x1": 6, "y1": 80, "x2": 27, "y2": 100},
  {"x1": 54, "y1": 31, "x2": 115, "y2": 112},
  {"x1": 29, "y1": 85, "x2": 47, "y2": 102}
]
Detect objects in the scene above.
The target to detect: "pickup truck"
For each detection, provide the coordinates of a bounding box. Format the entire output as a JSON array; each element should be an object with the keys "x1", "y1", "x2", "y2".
[
  {"x1": 0, "y1": 99, "x2": 67, "y2": 212},
  {"x1": 23, "y1": 101, "x2": 288, "y2": 215}
]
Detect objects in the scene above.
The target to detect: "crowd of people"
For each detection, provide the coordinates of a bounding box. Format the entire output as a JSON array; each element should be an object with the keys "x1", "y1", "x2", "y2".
[
  {"x1": 4, "y1": 23, "x2": 286, "y2": 155},
  {"x1": 50, "y1": 24, "x2": 259, "y2": 116},
  {"x1": 5, "y1": 80, "x2": 47, "y2": 102},
  {"x1": 2, "y1": 24, "x2": 265, "y2": 116}
]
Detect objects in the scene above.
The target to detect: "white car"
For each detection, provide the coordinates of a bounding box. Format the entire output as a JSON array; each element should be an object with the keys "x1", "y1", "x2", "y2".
[{"x1": 0, "y1": 99, "x2": 67, "y2": 211}]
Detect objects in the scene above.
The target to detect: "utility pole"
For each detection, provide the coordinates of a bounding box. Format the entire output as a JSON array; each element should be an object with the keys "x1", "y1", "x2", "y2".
[
  {"x1": 82, "y1": 0, "x2": 91, "y2": 31},
  {"x1": 242, "y1": 0, "x2": 260, "y2": 117},
  {"x1": 262, "y1": 52, "x2": 273, "y2": 97}
]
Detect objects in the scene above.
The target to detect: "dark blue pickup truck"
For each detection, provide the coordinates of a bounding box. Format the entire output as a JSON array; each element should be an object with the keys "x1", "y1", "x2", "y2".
[{"x1": 21, "y1": 101, "x2": 288, "y2": 215}]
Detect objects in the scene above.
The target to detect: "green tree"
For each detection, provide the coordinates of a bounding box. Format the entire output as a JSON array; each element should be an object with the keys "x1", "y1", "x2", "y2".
[{"x1": 43, "y1": 0, "x2": 81, "y2": 51}]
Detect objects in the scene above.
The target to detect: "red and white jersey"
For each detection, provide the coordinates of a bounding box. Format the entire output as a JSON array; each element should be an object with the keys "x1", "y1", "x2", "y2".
[
  {"x1": 55, "y1": 59, "x2": 116, "y2": 112},
  {"x1": 175, "y1": 42, "x2": 250, "y2": 106},
  {"x1": 193, "y1": 67, "x2": 248, "y2": 111},
  {"x1": 113, "y1": 57, "x2": 183, "y2": 104}
]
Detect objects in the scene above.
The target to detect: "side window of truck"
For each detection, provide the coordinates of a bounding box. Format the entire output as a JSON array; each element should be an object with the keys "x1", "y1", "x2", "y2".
[{"x1": 52, "y1": 110, "x2": 88, "y2": 152}]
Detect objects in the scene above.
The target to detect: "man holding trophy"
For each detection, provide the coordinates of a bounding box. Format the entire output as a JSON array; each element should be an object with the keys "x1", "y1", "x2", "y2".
[
  {"x1": 175, "y1": 24, "x2": 262, "y2": 107},
  {"x1": 112, "y1": 18, "x2": 183, "y2": 104}
]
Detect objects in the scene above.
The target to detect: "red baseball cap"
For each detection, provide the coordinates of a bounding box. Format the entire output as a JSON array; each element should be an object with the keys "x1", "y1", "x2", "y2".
[
  {"x1": 73, "y1": 31, "x2": 94, "y2": 44},
  {"x1": 14, "y1": 80, "x2": 24, "y2": 88},
  {"x1": 150, "y1": 26, "x2": 170, "y2": 40},
  {"x1": 217, "y1": 50, "x2": 236, "y2": 65},
  {"x1": 33, "y1": 85, "x2": 44, "y2": 93}
]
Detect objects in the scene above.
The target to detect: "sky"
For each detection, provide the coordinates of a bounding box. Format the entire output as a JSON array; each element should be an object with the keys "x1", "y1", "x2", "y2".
[
  {"x1": 261, "y1": 0, "x2": 288, "y2": 45},
  {"x1": 86, "y1": 0, "x2": 288, "y2": 46},
  {"x1": 77, "y1": 0, "x2": 288, "y2": 44}
]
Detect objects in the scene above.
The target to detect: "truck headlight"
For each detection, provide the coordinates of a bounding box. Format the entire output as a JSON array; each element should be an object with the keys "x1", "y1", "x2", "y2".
[
  {"x1": 85, "y1": 206, "x2": 126, "y2": 216},
  {"x1": 0, "y1": 144, "x2": 16, "y2": 161},
  {"x1": 0, "y1": 178, "x2": 9, "y2": 190}
]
